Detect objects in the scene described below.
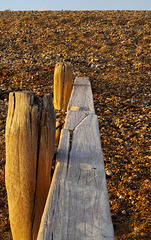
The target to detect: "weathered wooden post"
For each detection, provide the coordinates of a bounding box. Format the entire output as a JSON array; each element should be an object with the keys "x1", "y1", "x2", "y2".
[
  {"x1": 54, "y1": 62, "x2": 72, "y2": 111},
  {"x1": 5, "y1": 92, "x2": 56, "y2": 240}
]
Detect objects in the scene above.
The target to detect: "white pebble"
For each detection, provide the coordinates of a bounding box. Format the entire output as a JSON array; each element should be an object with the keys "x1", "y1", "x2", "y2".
[
  {"x1": 122, "y1": 210, "x2": 126, "y2": 215},
  {"x1": 106, "y1": 169, "x2": 113, "y2": 176}
]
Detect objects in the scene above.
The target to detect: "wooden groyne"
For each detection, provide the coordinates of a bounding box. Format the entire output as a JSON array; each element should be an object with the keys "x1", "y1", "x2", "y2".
[{"x1": 37, "y1": 77, "x2": 114, "y2": 240}]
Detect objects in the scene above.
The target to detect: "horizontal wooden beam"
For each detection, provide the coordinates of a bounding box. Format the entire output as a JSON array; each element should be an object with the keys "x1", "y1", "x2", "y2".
[{"x1": 37, "y1": 77, "x2": 114, "y2": 240}]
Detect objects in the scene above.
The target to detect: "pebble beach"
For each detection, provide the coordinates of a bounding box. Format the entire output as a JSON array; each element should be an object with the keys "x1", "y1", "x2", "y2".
[{"x1": 0, "y1": 10, "x2": 151, "y2": 239}]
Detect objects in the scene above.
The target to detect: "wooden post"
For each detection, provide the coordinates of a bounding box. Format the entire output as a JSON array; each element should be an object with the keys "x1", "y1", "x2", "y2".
[
  {"x1": 5, "y1": 92, "x2": 56, "y2": 240},
  {"x1": 54, "y1": 62, "x2": 72, "y2": 111}
]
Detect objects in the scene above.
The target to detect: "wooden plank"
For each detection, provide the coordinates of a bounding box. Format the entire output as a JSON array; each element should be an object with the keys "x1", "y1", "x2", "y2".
[
  {"x1": 73, "y1": 77, "x2": 90, "y2": 86},
  {"x1": 37, "y1": 77, "x2": 114, "y2": 240},
  {"x1": 66, "y1": 114, "x2": 114, "y2": 239},
  {"x1": 64, "y1": 110, "x2": 94, "y2": 130},
  {"x1": 68, "y1": 77, "x2": 94, "y2": 111},
  {"x1": 37, "y1": 129, "x2": 70, "y2": 239}
]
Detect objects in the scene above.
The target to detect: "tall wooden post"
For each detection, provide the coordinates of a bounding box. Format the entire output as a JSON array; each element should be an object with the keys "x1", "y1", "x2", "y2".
[
  {"x1": 5, "y1": 92, "x2": 56, "y2": 240},
  {"x1": 54, "y1": 62, "x2": 72, "y2": 111}
]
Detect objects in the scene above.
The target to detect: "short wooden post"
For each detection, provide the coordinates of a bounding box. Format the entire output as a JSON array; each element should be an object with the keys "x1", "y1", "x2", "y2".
[
  {"x1": 54, "y1": 62, "x2": 72, "y2": 111},
  {"x1": 5, "y1": 92, "x2": 56, "y2": 240}
]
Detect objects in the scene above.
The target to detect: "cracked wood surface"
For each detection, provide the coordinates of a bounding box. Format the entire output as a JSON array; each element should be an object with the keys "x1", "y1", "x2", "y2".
[
  {"x1": 37, "y1": 77, "x2": 114, "y2": 240},
  {"x1": 5, "y1": 92, "x2": 56, "y2": 240}
]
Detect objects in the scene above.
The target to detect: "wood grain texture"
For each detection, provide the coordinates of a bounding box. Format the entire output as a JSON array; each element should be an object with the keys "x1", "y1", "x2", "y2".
[
  {"x1": 68, "y1": 77, "x2": 94, "y2": 112},
  {"x1": 37, "y1": 77, "x2": 114, "y2": 240},
  {"x1": 64, "y1": 110, "x2": 94, "y2": 131},
  {"x1": 54, "y1": 62, "x2": 72, "y2": 111},
  {"x1": 5, "y1": 92, "x2": 55, "y2": 240}
]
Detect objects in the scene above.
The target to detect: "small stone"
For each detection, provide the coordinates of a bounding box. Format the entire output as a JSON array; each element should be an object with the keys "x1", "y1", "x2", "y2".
[
  {"x1": 0, "y1": 199, "x2": 5, "y2": 208},
  {"x1": 56, "y1": 112, "x2": 62, "y2": 117},
  {"x1": 23, "y1": 59, "x2": 28, "y2": 63},
  {"x1": 91, "y1": 64, "x2": 95, "y2": 68},
  {"x1": 96, "y1": 64, "x2": 100, "y2": 68},
  {"x1": 122, "y1": 210, "x2": 126, "y2": 215},
  {"x1": 106, "y1": 169, "x2": 113, "y2": 176}
]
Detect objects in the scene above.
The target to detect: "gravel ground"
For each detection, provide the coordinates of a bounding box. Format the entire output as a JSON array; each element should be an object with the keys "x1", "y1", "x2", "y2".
[{"x1": 0, "y1": 10, "x2": 151, "y2": 239}]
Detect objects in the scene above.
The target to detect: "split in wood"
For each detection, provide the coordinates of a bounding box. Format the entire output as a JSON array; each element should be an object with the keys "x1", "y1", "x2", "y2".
[
  {"x1": 37, "y1": 77, "x2": 115, "y2": 240},
  {"x1": 5, "y1": 92, "x2": 56, "y2": 240}
]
